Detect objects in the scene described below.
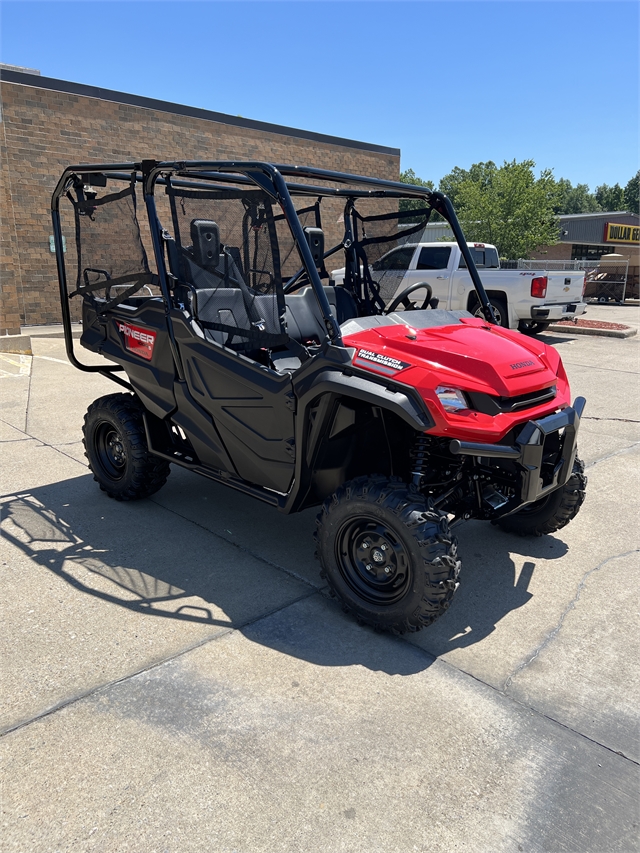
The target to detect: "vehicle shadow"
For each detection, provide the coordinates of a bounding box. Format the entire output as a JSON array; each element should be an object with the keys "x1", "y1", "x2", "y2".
[
  {"x1": 1, "y1": 474, "x2": 567, "y2": 676},
  {"x1": 413, "y1": 519, "x2": 568, "y2": 658},
  {"x1": 537, "y1": 332, "x2": 580, "y2": 346}
]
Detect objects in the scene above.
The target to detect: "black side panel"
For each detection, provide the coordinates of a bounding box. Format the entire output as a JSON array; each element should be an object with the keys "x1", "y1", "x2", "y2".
[
  {"x1": 172, "y1": 314, "x2": 295, "y2": 493},
  {"x1": 170, "y1": 381, "x2": 237, "y2": 473},
  {"x1": 81, "y1": 297, "x2": 176, "y2": 417}
]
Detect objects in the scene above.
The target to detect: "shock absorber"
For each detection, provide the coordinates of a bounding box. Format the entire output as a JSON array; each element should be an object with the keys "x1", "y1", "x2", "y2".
[{"x1": 410, "y1": 433, "x2": 430, "y2": 489}]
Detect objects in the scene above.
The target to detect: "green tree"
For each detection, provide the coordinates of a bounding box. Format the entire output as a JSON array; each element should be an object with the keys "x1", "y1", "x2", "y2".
[
  {"x1": 438, "y1": 159, "x2": 559, "y2": 259},
  {"x1": 595, "y1": 182, "x2": 625, "y2": 211},
  {"x1": 553, "y1": 178, "x2": 601, "y2": 214},
  {"x1": 398, "y1": 169, "x2": 434, "y2": 220},
  {"x1": 439, "y1": 161, "x2": 496, "y2": 211},
  {"x1": 624, "y1": 171, "x2": 639, "y2": 214}
]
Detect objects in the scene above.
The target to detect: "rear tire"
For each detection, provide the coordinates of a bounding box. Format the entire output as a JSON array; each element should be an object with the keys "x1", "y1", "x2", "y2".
[
  {"x1": 315, "y1": 476, "x2": 460, "y2": 633},
  {"x1": 471, "y1": 296, "x2": 509, "y2": 328},
  {"x1": 518, "y1": 320, "x2": 551, "y2": 335},
  {"x1": 497, "y1": 456, "x2": 586, "y2": 536},
  {"x1": 83, "y1": 393, "x2": 170, "y2": 501}
]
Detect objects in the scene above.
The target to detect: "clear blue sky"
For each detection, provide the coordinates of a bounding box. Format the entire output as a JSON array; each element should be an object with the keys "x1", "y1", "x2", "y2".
[{"x1": 1, "y1": 1, "x2": 638, "y2": 190}]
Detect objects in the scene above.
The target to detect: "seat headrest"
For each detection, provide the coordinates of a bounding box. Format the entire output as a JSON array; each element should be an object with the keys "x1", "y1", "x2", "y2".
[{"x1": 190, "y1": 220, "x2": 220, "y2": 271}]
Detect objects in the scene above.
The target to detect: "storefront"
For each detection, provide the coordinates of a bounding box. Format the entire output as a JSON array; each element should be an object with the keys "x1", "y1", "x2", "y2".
[{"x1": 531, "y1": 212, "x2": 640, "y2": 264}]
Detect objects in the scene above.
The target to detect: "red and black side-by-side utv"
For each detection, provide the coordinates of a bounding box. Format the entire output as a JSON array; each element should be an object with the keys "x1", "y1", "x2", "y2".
[{"x1": 51, "y1": 160, "x2": 587, "y2": 633}]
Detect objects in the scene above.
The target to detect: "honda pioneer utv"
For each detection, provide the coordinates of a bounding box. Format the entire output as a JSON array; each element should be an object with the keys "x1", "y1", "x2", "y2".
[{"x1": 51, "y1": 160, "x2": 587, "y2": 634}]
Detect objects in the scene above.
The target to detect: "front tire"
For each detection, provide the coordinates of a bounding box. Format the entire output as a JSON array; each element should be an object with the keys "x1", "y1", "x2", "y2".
[
  {"x1": 497, "y1": 456, "x2": 586, "y2": 536},
  {"x1": 315, "y1": 476, "x2": 460, "y2": 633},
  {"x1": 83, "y1": 393, "x2": 171, "y2": 501}
]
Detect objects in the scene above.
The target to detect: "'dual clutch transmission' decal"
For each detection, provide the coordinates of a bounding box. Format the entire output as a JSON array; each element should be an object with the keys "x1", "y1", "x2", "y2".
[
  {"x1": 354, "y1": 349, "x2": 411, "y2": 375},
  {"x1": 116, "y1": 320, "x2": 156, "y2": 361}
]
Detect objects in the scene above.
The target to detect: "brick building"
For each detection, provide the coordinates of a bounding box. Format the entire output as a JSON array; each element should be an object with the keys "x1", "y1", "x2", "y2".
[{"x1": 0, "y1": 67, "x2": 400, "y2": 335}]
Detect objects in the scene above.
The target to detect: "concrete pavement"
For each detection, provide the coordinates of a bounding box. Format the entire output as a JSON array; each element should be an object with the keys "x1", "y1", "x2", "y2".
[{"x1": 1, "y1": 305, "x2": 639, "y2": 852}]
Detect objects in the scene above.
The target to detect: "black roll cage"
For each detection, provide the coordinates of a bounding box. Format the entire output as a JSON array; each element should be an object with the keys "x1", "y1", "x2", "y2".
[{"x1": 51, "y1": 159, "x2": 495, "y2": 386}]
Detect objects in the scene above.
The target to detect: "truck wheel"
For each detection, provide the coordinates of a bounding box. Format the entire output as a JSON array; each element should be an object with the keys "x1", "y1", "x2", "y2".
[
  {"x1": 518, "y1": 320, "x2": 551, "y2": 336},
  {"x1": 83, "y1": 393, "x2": 171, "y2": 501},
  {"x1": 497, "y1": 456, "x2": 586, "y2": 537},
  {"x1": 471, "y1": 296, "x2": 509, "y2": 327},
  {"x1": 315, "y1": 476, "x2": 460, "y2": 633}
]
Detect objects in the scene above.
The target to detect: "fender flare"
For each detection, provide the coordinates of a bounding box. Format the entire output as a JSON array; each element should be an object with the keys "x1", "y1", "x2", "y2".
[
  {"x1": 282, "y1": 367, "x2": 433, "y2": 513},
  {"x1": 297, "y1": 370, "x2": 432, "y2": 432}
]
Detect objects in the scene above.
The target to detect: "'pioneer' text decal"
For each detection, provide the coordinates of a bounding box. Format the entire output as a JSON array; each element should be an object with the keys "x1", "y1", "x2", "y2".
[
  {"x1": 354, "y1": 349, "x2": 411, "y2": 375},
  {"x1": 116, "y1": 321, "x2": 156, "y2": 361}
]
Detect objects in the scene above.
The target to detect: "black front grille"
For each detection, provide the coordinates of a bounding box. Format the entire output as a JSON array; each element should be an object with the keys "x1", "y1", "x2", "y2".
[{"x1": 467, "y1": 385, "x2": 556, "y2": 415}]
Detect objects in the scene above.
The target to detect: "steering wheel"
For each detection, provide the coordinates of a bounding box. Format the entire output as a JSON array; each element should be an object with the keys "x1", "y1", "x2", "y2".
[{"x1": 385, "y1": 282, "x2": 435, "y2": 314}]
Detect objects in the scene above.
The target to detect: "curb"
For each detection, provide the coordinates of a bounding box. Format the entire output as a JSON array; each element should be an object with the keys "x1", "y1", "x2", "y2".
[
  {"x1": 547, "y1": 324, "x2": 637, "y2": 339},
  {"x1": 0, "y1": 329, "x2": 82, "y2": 354},
  {"x1": 0, "y1": 335, "x2": 32, "y2": 355}
]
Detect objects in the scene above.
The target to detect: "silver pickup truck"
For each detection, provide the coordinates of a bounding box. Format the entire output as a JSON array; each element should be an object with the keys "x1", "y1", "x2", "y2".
[{"x1": 333, "y1": 242, "x2": 587, "y2": 334}]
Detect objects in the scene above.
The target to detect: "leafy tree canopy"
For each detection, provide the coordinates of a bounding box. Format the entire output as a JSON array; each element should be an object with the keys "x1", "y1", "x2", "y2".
[
  {"x1": 439, "y1": 161, "x2": 497, "y2": 211},
  {"x1": 398, "y1": 169, "x2": 434, "y2": 218},
  {"x1": 553, "y1": 179, "x2": 600, "y2": 214},
  {"x1": 399, "y1": 168, "x2": 433, "y2": 191},
  {"x1": 595, "y1": 182, "x2": 625, "y2": 212},
  {"x1": 399, "y1": 163, "x2": 639, "y2": 257},
  {"x1": 623, "y1": 171, "x2": 639, "y2": 214},
  {"x1": 439, "y1": 159, "x2": 559, "y2": 259}
]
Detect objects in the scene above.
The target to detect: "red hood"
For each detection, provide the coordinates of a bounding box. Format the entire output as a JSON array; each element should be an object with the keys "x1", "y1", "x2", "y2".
[
  {"x1": 344, "y1": 317, "x2": 560, "y2": 396},
  {"x1": 343, "y1": 317, "x2": 569, "y2": 443}
]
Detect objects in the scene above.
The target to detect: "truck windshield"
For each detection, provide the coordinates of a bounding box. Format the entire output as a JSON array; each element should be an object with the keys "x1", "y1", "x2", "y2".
[{"x1": 458, "y1": 247, "x2": 500, "y2": 269}]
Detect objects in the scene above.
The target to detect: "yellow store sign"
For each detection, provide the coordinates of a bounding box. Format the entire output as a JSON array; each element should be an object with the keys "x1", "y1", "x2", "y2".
[{"x1": 604, "y1": 223, "x2": 640, "y2": 244}]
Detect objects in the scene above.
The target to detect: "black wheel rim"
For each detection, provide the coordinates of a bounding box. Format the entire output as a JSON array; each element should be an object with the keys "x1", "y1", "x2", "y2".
[
  {"x1": 335, "y1": 515, "x2": 412, "y2": 606},
  {"x1": 94, "y1": 421, "x2": 128, "y2": 482}
]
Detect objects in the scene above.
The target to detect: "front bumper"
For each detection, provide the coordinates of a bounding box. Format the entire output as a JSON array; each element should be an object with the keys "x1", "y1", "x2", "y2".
[
  {"x1": 449, "y1": 396, "x2": 586, "y2": 508},
  {"x1": 531, "y1": 302, "x2": 587, "y2": 321}
]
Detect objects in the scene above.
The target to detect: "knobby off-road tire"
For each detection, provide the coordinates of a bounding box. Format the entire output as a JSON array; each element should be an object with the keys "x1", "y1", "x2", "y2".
[
  {"x1": 315, "y1": 476, "x2": 461, "y2": 633},
  {"x1": 83, "y1": 393, "x2": 170, "y2": 501},
  {"x1": 497, "y1": 455, "x2": 587, "y2": 537}
]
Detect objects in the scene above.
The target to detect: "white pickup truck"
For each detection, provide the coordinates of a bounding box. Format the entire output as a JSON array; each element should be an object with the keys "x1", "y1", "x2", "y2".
[{"x1": 332, "y1": 242, "x2": 587, "y2": 334}]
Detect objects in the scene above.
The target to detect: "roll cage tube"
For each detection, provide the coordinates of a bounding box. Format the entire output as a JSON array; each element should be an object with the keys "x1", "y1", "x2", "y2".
[
  {"x1": 145, "y1": 162, "x2": 493, "y2": 327},
  {"x1": 140, "y1": 160, "x2": 185, "y2": 382},
  {"x1": 427, "y1": 191, "x2": 496, "y2": 324},
  {"x1": 50, "y1": 162, "x2": 139, "y2": 386},
  {"x1": 51, "y1": 160, "x2": 496, "y2": 381},
  {"x1": 146, "y1": 161, "x2": 342, "y2": 345}
]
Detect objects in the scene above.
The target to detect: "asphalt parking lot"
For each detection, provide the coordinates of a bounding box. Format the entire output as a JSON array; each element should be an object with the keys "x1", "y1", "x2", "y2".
[{"x1": 1, "y1": 304, "x2": 639, "y2": 853}]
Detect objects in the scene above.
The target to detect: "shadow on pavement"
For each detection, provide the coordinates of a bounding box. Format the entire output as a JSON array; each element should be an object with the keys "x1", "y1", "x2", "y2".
[
  {"x1": 536, "y1": 333, "x2": 580, "y2": 346},
  {"x1": 420, "y1": 518, "x2": 567, "y2": 656},
  {"x1": 1, "y1": 474, "x2": 568, "y2": 675}
]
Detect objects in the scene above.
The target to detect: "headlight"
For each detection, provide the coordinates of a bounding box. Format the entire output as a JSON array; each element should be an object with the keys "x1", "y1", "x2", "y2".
[{"x1": 436, "y1": 386, "x2": 469, "y2": 413}]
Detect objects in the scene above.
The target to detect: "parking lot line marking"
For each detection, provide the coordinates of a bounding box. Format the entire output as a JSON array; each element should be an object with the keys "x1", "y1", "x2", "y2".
[{"x1": 0, "y1": 354, "x2": 32, "y2": 377}]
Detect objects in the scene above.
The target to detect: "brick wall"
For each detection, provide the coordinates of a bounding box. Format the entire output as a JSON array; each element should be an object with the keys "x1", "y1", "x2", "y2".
[{"x1": 0, "y1": 75, "x2": 400, "y2": 334}]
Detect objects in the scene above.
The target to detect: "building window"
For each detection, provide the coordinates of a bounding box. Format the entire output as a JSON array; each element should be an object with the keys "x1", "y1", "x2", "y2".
[{"x1": 571, "y1": 244, "x2": 614, "y2": 261}]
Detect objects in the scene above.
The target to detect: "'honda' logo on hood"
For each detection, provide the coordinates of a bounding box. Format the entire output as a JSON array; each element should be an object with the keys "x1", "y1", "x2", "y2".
[{"x1": 510, "y1": 360, "x2": 535, "y2": 370}]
